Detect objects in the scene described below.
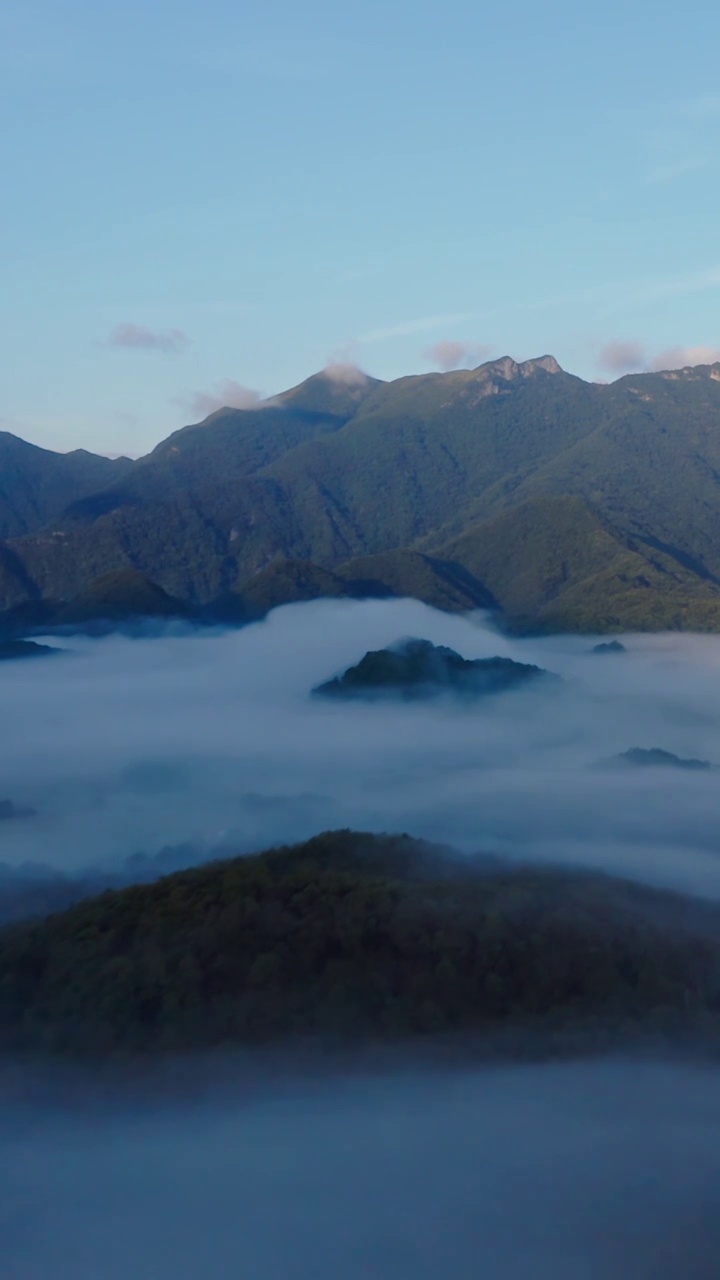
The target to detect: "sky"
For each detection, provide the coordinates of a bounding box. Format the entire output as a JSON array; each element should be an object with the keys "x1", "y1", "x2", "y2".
[{"x1": 2, "y1": 0, "x2": 720, "y2": 456}]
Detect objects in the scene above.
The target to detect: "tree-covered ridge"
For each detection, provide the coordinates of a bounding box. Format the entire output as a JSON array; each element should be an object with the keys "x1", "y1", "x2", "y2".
[
  {"x1": 0, "y1": 432, "x2": 132, "y2": 541},
  {"x1": 2, "y1": 829, "x2": 720, "y2": 1058}
]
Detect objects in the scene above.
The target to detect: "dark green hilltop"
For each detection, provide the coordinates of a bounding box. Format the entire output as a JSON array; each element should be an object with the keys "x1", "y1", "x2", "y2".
[
  {"x1": 5, "y1": 354, "x2": 720, "y2": 634},
  {"x1": 3, "y1": 829, "x2": 720, "y2": 1058},
  {"x1": 602, "y1": 748, "x2": 714, "y2": 771},
  {"x1": 313, "y1": 638, "x2": 553, "y2": 700},
  {"x1": 0, "y1": 638, "x2": 58, "y2": 661}
]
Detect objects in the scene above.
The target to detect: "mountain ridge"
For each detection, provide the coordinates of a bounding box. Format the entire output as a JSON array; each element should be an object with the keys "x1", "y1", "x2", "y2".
[{"x1": 5, "y1": 356, "x2": 720, "y2": 633}]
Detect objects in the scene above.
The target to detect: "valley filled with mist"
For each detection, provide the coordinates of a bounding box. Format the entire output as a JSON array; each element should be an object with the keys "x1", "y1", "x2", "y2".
[
  {"x1": 5, "y1": 584, "x2": 720, "y2": 1279},
  {"x1": 4, "y1": 597, "x2": 720, "y2": 895},
  {"x1": 3, "y1": 1058, "x2": 720, "y2": 1279}
]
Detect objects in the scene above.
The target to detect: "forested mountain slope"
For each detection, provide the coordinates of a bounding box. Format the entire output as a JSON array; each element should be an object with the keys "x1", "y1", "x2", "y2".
[
  {"x1": 4, "y1": 358, "x2": 720, "y2": 632},
  {"x1": 0, "y1": 432, "x2": 132, "y2": 540}
]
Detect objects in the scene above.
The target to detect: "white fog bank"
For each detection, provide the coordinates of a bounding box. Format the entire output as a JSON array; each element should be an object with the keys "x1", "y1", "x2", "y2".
[
  {"x1": 2, "y1": 598, "x2": 720, "y2": 894},
  {"x1": 3, "y1": 1059, "x2": 720, "y2": 1279}
]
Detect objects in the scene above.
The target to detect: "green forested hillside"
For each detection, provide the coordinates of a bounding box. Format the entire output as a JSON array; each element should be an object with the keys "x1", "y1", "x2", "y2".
[
  {"x1": 2, "y1": 830, "x2": 719, "y2": 1057},
  {"x1": 5, "y1": 358, "x2": 720, "y2": 632},
  {"x1": 52, "y1": 569, "x2": 193, "y2": 625},
  {"x1": 0, "y1": 432, "x2": 132, "y2": 540},
  {"x1": 436, "y1": 496, "x2": 720, "y2": 632},
  {"x1": 336, "y1": 549, "x2": 494, "y2": 612}
]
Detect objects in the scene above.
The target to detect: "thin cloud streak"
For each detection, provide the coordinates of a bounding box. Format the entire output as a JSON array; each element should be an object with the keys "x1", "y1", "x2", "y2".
[
  {"x1": 360, "y1": 313, "x2": 478, "y2": 343},
  {"x1": 359, "y1": 267, "x2": 720, "y2": 352},
  {"x1": 531, "y1": 266, "x2": 720, "y2": 316},
  {"x1": 674, "y1": 93, "x2": 720, "y2": 122},
  {"x1": 107, "y1": 324, "x2": 190, "y2": 355},
  {"x1": 644, "y1": 157, "x2": 710, "y2": 186}
]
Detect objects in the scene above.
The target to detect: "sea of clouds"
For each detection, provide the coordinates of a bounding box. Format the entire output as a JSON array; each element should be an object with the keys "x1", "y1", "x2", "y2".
[
  {"x1": 2, "y1": 597, "x2": 720, "y2": 894},
  {"x1": 4, "y1": 598, "x2": 720, "y2": 1277},
  {"x1": 3, "y1": 1057, "x2": 720, "y2": 1279}
]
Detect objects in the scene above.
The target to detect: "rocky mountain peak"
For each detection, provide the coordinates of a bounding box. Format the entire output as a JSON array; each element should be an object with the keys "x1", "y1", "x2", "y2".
[{"x1": 473, "y1": 355, "x2": 563, "y2": 382}]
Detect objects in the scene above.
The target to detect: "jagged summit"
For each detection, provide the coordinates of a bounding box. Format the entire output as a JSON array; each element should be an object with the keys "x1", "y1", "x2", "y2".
[
  {"x1": 655, "y1": 361, "x2": 720, "y2": 382},
  {"x1": 521, "y1": 354, "x2": 563, "y2": 375},
  {"x1": 472, "y1": 354, "x2": 564, "y2": 379}
]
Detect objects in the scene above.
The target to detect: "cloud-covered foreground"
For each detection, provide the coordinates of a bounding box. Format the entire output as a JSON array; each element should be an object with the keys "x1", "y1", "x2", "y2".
[
  {"x1": 4, "y1": 598, "x2": 720, "y2": 893},
  {"x1": 3, "y1": 1059, "x2": 720, "y2": 1279}
]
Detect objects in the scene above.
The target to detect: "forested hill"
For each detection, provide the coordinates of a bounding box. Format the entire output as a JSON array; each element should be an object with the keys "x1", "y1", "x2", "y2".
[
  {"x1": 5, "y1": 357, "x2": 720, "y2": 633},
  {"x1": 2, "y1": 829, "x2": 720, "y2": 1058}
]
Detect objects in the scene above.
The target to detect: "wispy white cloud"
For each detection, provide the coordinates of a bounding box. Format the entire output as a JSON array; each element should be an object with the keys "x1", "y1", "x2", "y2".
[
  {"x1": 322, "y1": 362, "x2": 371, "y2": 387},
  {"x1": 422, "y1": 340, "x2": 494, "y2": 371},
  {"x1": 356, "y1": 268, "x2": 720, "y2": 361},
  {"x1": 360, "y1": 313, "x2": 477, "y2": 343},
  {"x1": 107, "y1": 323, "x2": 190, "y2": 355},
  {"x1": 644, "y1": 156, "x2": 709, "y2": 186},
  {"x1": 182, "y1": 380, "x2": 264, "y2": 418},
  {"x1": 640, "y1": 92, "x2": 720, "y2": 185},
  {"x1": 673, "y1": 93, "x2": 720, "y2": 122},
  {"x1": 539, "y1": 265, "x2": 720, "y2": 317},
  {"x1": 597, "y1": 339, "x2": 720, "y2": 377},
  {"x1": 598, "y1": 341, "x2": 647, "y2": 374},
  {"x1": 649, "y1": 344, "x2": 720, "y2": 372},
  {"x1": 630, "y1": 266, "x2": 720, "y2": 305}
]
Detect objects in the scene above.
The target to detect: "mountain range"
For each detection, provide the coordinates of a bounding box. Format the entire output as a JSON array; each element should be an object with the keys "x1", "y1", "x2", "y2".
[{"x1": 5, "y1": 354, "x2": 720, "y2": 633}]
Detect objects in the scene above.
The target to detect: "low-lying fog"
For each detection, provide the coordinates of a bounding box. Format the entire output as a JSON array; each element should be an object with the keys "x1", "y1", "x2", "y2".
[
  {"x1": 3, "y1": 1059, "x2": 720, "y2": 1279},
  {"x1": 4, "y1": 598, "x2": 720, "y2": 893},
  {"x1": 5, "y1": 608, "x2": 720, "y2": 1278}
]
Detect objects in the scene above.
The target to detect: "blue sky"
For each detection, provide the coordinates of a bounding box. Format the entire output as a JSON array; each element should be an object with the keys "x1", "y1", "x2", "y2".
[{"x1": 2, "y1": 0, "x2": 720, "y2": 455}]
